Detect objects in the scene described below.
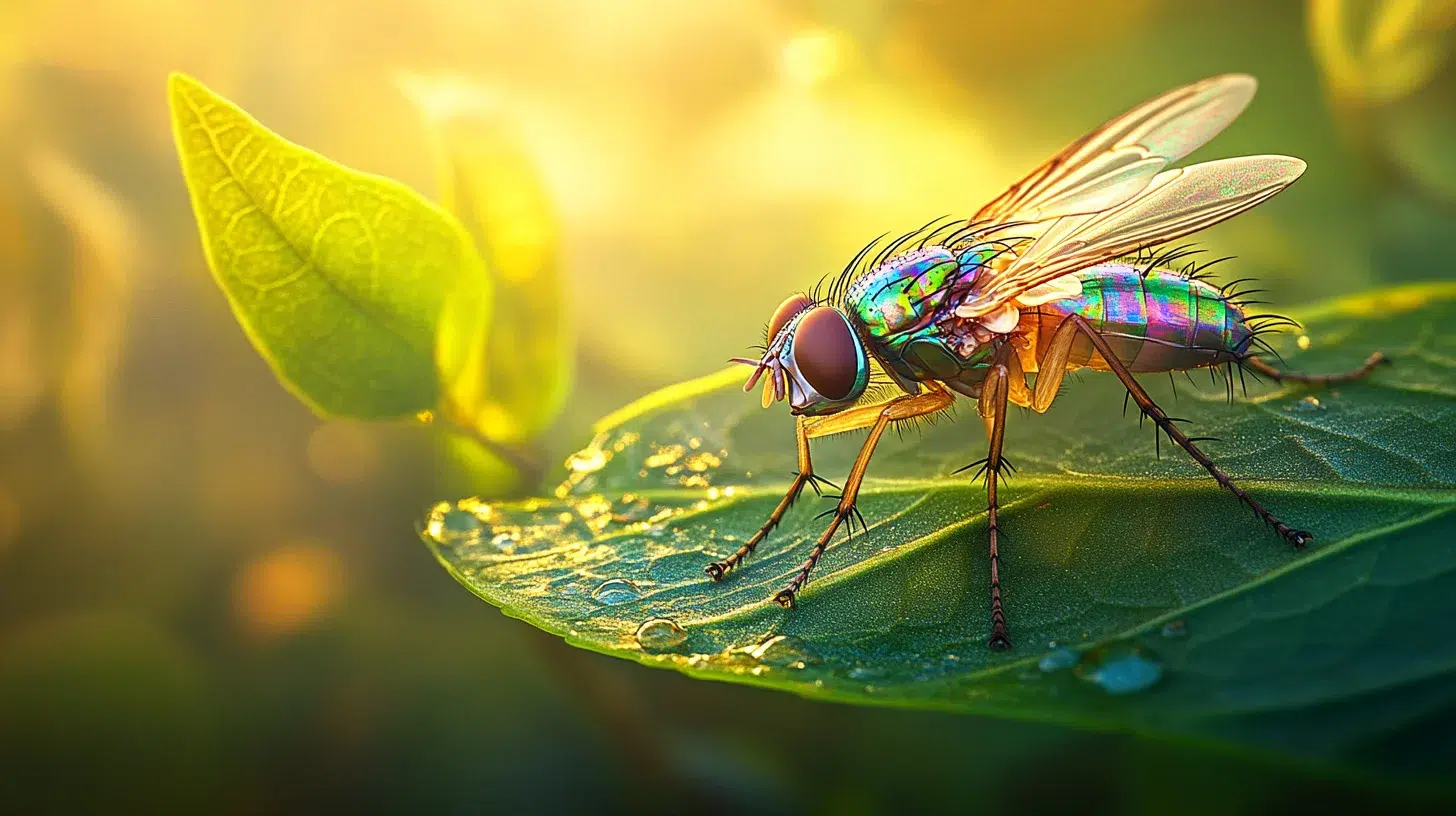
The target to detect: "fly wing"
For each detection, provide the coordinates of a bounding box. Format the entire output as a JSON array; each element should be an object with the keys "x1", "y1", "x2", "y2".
[
  {"x1": 973, "y1": 74, "x2": 1257, "y2": 228},
  {"x1": 955, "y1": 155, "x2": 1306, "y2": 318}
]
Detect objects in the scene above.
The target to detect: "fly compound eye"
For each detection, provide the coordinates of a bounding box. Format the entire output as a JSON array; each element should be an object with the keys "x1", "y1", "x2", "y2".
[
  {"x1": 767, "y1": 293, "x2": 815, "y2": 343},
  {"x1": 791, "y1": 307, "x2": 861, "y2": 402}
]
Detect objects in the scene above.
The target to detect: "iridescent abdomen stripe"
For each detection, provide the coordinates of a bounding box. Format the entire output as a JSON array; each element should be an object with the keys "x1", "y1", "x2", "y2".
[{"x1": 1030, "y1": 263, "x2": 1251, "y2": 373}]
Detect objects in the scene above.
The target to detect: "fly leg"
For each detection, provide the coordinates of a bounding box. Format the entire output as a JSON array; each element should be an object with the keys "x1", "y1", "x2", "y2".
[
  {"x1": 965, "y1": 347, "x2": 1015, "y2": 649},
  {"x1": 1243, "y1": 352, "x2": 1388, "y2": 385},
  {"x1": 1048, "y1": 315, "x2": 1317, "y2": 547},
  {"x1": 705, "y1": 417, "x2": 830, "y2": 580},
  {"x1": 772, "y1": 385, "x2": 955, "y2": 607}
]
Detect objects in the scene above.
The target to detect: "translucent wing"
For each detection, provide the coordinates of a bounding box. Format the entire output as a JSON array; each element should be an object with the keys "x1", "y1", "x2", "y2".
[
  {"x1": 973, "y1": 74, "x2": 1258, "y2": 227},
  {"x1": 955, "y1": 156, "x2": 1306, "y2": 318}
]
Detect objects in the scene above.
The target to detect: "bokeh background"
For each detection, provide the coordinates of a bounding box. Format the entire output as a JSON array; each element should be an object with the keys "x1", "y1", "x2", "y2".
[{"x1": 2, "y1": 0, "x2": 1454, "y2": 812}]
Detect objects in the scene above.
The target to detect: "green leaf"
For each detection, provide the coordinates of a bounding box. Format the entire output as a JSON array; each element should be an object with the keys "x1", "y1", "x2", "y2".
[
  {"x1": 168, "y1": 72, "x2": 488, "y2": 419},
  {"x1": 402, "y1": 75, "x2": 571, "y2": 444},
  {"x1": 424, "y1": 283, "x2": 1456, "y2": 767}
]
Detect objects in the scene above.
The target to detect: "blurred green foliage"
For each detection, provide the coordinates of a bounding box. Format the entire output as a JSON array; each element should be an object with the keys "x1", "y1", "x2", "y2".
[
  {"x1": 2, "y1": 0, "x2": 1455, "y2": 812},
  {"x1": 404, "y1": 74, "x2": 573, "y2": 449}
]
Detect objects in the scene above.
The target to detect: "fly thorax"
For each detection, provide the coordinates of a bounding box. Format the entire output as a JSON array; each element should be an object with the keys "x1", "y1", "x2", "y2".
[{"x1": 847, "y1": 245, "x2": 960, "y2": 339}]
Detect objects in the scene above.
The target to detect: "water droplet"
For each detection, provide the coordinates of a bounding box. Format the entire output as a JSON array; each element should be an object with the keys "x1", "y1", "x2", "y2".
[
  {"x1": 1297, "y1": 334, "x2": 1311, "y2": 350},
  {"x1": 1079, "y1": 647, "x2": 1162, "y2": 695},
  {"x1": 566, "y1": 446, "x2": 607, "y2": 474},
  {"x1": 635, "y1": 618, "x2": 687, "y2": 652},
  {"x1": 748, "y1": 634, "x2": 819, "y2": 669},
  {"x1": 424, "y1": 502, "x2": 483, "y2": 544},
  {"x1": 684, "y1": 451, "x2": 722, "y2": 472},
  {"x1": 846, "y1": 665, "x2": 884, "y2": 681},
  {"x1": 1038, "y1": 646, "x2": 1079, "y2": 673},
  {"x1": 490, "y1": 531, "x2": 519, "y2": 552},
  {"x1": 1160, "y1": 620, "x2": 1187, "y2": 639},
  {"x1": 1286, "y1": 395, "x2": 1325, "y2": 412},
  {"x1": 610, "y1": 494, "x2": 652, "y2": 523},
  {"x1": 591, "y1": 578, "x2": 642, "y2": 605},
  {"x1": 644, "y1": 444, "x2": 686, "y2": 469}
]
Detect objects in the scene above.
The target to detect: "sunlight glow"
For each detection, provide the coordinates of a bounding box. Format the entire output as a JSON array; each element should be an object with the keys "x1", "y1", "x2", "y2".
[{"x1": 779, "y1": 29, "x2": 848, "y2": 88}]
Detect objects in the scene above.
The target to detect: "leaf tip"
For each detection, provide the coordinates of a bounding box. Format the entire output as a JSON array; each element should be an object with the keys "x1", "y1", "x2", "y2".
[{"x1": 166, "y1": 71, "x2": 203, "y2": 105}]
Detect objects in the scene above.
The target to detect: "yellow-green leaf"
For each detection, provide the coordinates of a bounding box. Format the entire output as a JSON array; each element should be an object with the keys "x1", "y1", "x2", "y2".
[
  {"x1": 404, "y1": 76, "x2": 571, "y2": 443},
  {"x1": 168, "y1": 72, "x2": 488, "y2": 419}
]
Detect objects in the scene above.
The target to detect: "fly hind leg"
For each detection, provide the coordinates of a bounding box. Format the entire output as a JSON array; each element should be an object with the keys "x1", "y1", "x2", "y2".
[
  {"x1": 1037, "y1": 315, "x2": 1321, "y2": 548},
  {"x1": 1242, "y1": 351, "x2": 1388, "y2": 385}
]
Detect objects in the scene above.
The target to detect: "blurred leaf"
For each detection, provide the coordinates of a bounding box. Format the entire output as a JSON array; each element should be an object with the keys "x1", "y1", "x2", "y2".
[
  {"x1": 0, "y1": 613, "x2": 220, "y2": 810},
  {"x1": 401, "y1": 74, "x2": 571, "y2": 446},
  {"x1": 0, "y1": 185, "x2": 44, "y2": 431},
  {"x1": 1382, "y1": 98, "x2": 1456, "y2": 200},
  {"x1": 26, "y1": 148, "x2": 136, "y2": 462},
  {"x1": 168, "y1": 72, "x2": 488, "y2": 419},
  {"x1": 426, "y1": 283, "x2": 1456, "y2": 766},
  {"x1": 1309, "y1": 0, "x2": 1456, "y2": 106}
]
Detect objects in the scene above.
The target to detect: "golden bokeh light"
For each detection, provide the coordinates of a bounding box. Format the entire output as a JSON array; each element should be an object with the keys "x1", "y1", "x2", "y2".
[{"x1": 232, "y1": 541, "x2": 345, "y2": 638}]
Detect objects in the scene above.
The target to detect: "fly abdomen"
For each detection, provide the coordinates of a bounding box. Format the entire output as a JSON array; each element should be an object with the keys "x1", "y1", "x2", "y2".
[{"x1": 1026, "y1": 263, "x2": 1253, "y2": 373}]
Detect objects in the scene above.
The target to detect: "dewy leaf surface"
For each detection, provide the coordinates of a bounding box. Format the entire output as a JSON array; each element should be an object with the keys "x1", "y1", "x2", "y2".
[
  {"x1": 425, "y1": 283, "x2": 1456, "y2": 765},
  {"x1": 169, "y1": 73, "x2": 487, "y2": 419}
]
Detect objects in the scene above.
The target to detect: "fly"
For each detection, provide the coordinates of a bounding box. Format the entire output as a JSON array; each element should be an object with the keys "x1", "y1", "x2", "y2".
[{"x1": 706, "y1": 74, "x2": 1388, "y2": 649}]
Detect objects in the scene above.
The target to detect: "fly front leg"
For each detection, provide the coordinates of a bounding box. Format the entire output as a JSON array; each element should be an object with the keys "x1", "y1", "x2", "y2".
[
  {"x1": 705, "y1": 417, "x2": 829, "y2": 580},
  {"x1": 1048, "y1": 315, "x2": 1323, "y2": 548},
  {"x1": 1243, "y1": 352, "x2": 1388, "y2": 385},
  {"x1": 773, "y1": 385, "x2": 954, "y2": 607}
]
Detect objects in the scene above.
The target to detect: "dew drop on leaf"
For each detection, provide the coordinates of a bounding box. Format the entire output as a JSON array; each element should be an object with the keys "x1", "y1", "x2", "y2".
[
  {"x1": 565, "y1": 446, "x2": 607, "y2": 474},
  {"x1": 1078, "y1": 646, "x2": 1162, "y2": 695},
  {"x1": 1161, "y1": 620, "x2": 1187, "y2": 639},
  {"x1": 591, "y1": 578, "x2": 642, "y2": 605},
  {"x1": 424, "y1": 501, "x2": 484, "y2": 544},
  {"x1": 1038, "y1": 646, "x2": 1079, "y2": 673},
  {"x1": 635, "y1": 618, "x2": 687, "y2": 652},
  {"x1": 747, "y1": 634, "x2": 819, "y2": 669}
]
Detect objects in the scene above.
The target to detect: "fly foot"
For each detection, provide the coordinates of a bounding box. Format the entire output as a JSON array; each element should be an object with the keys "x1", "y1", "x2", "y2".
[
  {"x1": 1272, "y1": 521, "x2": 1314, "y2": 549},
  {"x1": 1286, "y1": 529, "x2": 1314, "y2": 549},
  {"x1": 704, "y1": 561, "x2": 729, "y2": 581},
  {"x1": 988, "y1": 620, "x2": 1012, "y2": 650},
  {"x1": 773, "y1": 588, "x2": 797, "y2": 609}
]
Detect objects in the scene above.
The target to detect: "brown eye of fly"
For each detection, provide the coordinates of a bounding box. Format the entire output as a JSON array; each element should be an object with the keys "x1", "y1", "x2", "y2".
[
  {"x1": 767, "y1": 294, "x2": 814, "y2": 343},
  {"x1": 793, "y1": 307, "x2": 858, "y2": 401}
]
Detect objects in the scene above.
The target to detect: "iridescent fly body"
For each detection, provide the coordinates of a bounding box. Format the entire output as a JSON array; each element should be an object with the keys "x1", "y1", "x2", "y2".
[
  {"x1": 711, "y1": 75, "x2": 1388, "y2": 649},
  {"x1": 851, "y1": 252, "x2": 1257, "y2": 389}
]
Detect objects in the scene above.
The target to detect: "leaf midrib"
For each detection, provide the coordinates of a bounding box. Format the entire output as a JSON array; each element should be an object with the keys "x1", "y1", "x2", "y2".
[{"x1": 178, "y1": 83, "x2": 427, "y2": 357}]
